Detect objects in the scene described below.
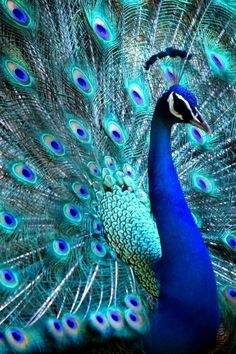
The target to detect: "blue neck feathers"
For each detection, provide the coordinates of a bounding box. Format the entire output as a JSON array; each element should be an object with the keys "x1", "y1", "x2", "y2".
[{"x1": 144, "y1": 96, "x2": 220, "y2": 353}]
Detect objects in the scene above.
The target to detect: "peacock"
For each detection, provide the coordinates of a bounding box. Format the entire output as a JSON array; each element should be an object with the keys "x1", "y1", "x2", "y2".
[{"x1": 0, "y1": 0, "x2": 236, "y2": 353}]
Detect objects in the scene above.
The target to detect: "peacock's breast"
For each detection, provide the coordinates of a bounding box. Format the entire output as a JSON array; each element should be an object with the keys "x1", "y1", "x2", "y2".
[{"x1": 99, "y1": 185, "x2": 161, "y2": 297}]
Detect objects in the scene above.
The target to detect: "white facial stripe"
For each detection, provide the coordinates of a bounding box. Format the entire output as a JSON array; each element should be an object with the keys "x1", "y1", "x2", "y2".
[
  {"x1": 167, "y1": 92, "x2": 183, "y2": 120},
  {"x1": 175, "y1": 93, "x2": 196, "y2": 120}
]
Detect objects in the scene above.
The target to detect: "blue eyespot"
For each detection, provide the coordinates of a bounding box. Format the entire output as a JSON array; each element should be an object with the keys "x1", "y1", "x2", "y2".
[
  {"x1": 166, "y1": 69, "x2": 175, "y2": 81},
  {"x1": 89, "y1": 312, "x2": 110, "y2": 335},
  {"x1": 94, "y1": 18, "x2": 111, "y2": 41},
  {"x1": 63, "y1": 203, "x2": 82, "y2": 224},
  {"x1": 4, "y1": 1, "x2": 31, "y2": 27},
  {"x1": 192, "y1": 173, "x2": 214, "y2": 195},
  {"x1": 0, "y1": 269, "x2": 19, "y2": 289},
  {"x1": 87, "y1": 162, "x2": 101, "y2": 178},
  {"x1": 192, "y1": 128, "x2": 204, "y2": 143},
  {"x1": 211, "y1": 54, "x2": 225, "y2": 70},
  {"x1": 93, "y1": 219, "x2": 102, "y2": 234},
  {"x1": 125, "y1": 294, "x2": 143, "y2": 312},
  {"x1": 52, "y1": 240, "x2": 70, "y2": 258},
  {"x1": 112, "y1": 130, "x2": 121, "y2": 140},
  {"x1": 5, "y1": 328, "x2": 30, "y2": 350},
  {"x1": 41, "y1": 134, "x2": 65, "y2": 156},
  {"x1": 124, "y1": 309, "x2": 148, "y2": 334},
  {"x1": 108, "y1": 123, "x2": 125, "y2": 145},
  {"x1": 14, "y1": 66, "x2": 29, "y2": 82},
  {"x1": 10, "y1": 330, "x2": 23, "y2": 343},
  {"x1": 223, "y1": 286, "x2": 236, "y2": 304},
  {"x1": 128, "y1": 84, "x2": 145, "y2": 107},
  {"x1": 12, "y1": 7, "x2": 27, "y2": 22},
  {"x1": 11, "y1": 163, "x2": 37, "y2": 186},
  {"x1": 54, "y1": 321, "x2": 62, "y2": 332},
  {"x1": 91, "y1": 241, "x2": 107, "y2": 257},
  {"x1": 71, "y1": 68, "x2": 94, "y2": 95},
  {"x1": 0, "y1": 211, "x2": 18, "y2": 233},
  {"x1": 227, "y1": 236, "x2": 236, "y2": 249},
  {"x1": 106, "y1": 308, "x2": 125, "y2": 331},
  {"x1": 72, "y1": 182, "x2": 90, "y2": 201},
  {"x1": 196, "y1": 177, "x2": 207, "y2": 191},
  {"x1": 130, "y1": 89, "x2": 144, "y2": 105},
  {"x1": 62, "y1": 315, "x2": 82, "y2": 338},
  {"x1": 104, "y1": 156, "x2": 117, "y2": 171},
  {"x1": 68, "y1": 118, "x2": 92, "y2": 144},
  {"x1": 5, "y1": 60, "x2": 31, "y2": 86},
  {"x1": 46, "y1": 318, "x2": 65, "y2": 340},
  {"x1": 123, "y1": 164, "x2": 135, "y2": 178}
]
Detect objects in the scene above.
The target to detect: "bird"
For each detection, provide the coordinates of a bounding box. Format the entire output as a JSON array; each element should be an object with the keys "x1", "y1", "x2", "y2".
[{"x1": 0, "y1": 0, "x2": 236, "y2": 353}]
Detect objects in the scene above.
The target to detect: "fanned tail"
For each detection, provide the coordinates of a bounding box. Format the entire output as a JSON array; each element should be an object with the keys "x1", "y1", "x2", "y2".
[{"x1": 0, "y1": 0, "x2": 236, "y2": 352}]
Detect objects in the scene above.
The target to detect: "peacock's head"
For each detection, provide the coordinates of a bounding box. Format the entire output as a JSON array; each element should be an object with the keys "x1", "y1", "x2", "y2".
[{"x1": 162, "y1": 84, "x2": 211, "y2": 134}]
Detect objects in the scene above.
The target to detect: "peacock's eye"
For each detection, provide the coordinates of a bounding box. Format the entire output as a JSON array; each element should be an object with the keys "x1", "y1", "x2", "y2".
[
  {"x1": 72, "y1": 182, "x2": 90, "y2": 200},
  {"x1": 46, "y1": 318, "x2": 65, "y2": 339},
  {"x1": 125, "y1": 294, "x2": 143, "y2": 312},
  {"x1": 129, "y1": 86, "x2": 144, "y2": 106},
  {"x1": 227, "y1": 236, "x2": 236, "y2": 249},
  {"x1": 210, "y1": 53, "x2": 225, "y2": 70},
  {"x1": 123, "y1": 164, "x2": 135, "y2": 178},
  {"x1": 5, "y1": 61, "x2": 31, "y2": 86},
  {"x1": 63, "y1": 204, "x2": 82, "y2": 224},
  {"x1": 71, "y1": 68, "x2": 94, "y2": 96},
  {"x1": 107, "y1": 308, "x2": 125, "y2": 330},
  {"x1": 5, "y1": 328, "x2": 30, "y2": 351},
  {"x1": 93, "y1": 219, "x2": 102, "y2": 234},
  {"x1": 87, "y1": 162, "x2": 101, "y2": 178},
  {"x1": 91, "y1": 241, "x2": 107, "y2": 257},
  {"x1": 89, "y1": 312, "x2": 110, "y2": 335},
  {"x1": 0, "y1": 269, "x2": 19, "y2": 289},
  {"x1": 107, "y1": 122, "x2": 126, "y2": 146},
  {"x1": 94, "y1": 18, "x2": 111, "y2": 41},
  {"x1": 223, "y1": 287, "x2": 236, "y2": 304},
  {"x1": 52, "y1": 240, "x2": 70, "y2": 257},
  {"x1": 104, "y1": 156, "x2": 117, "y2": 170},
  {"x1": 41, "y1": 134, "x2": 65, "y2": 156},
  {"x1": 4, "y1": 1, "x2": 31, "y2": 27},
  {"x1": 124, "y1": 309, "x2": 148, "y2": 334},
  {"x1": 0, "y1": 211, "x2": 18, "y2": 233},
  {"x1": 11, "y1": 163, "x2": 37, "y2": 186},
  {"x1": 68, "y1": 118, "x2": 92, "y2": 144}
]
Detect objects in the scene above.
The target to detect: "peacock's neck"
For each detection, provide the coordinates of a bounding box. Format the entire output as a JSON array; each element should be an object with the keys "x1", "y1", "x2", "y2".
[
  {"x1": 146, "y1": 99, "x2": 220, "y2": 353},
  {"x1": 148, "y1": 102, "x2": 200, "y2": 270}
]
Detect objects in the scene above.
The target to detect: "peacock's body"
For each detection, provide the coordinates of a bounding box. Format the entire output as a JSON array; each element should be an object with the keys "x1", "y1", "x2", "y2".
[{"x1": 0, "y1": 0, "x2": 235, "y2": 353}]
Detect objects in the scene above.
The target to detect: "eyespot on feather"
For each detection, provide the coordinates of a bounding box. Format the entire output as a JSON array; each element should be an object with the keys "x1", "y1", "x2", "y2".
[
  {"x1": 89, "y1": 312, "x2": 111, "y2": 336},
  {"x1": 63, "y1": 204, "x2": 82, "y2": 224},
  {"x1": 52, "y1": 240, "x2": 71, "y2": 258},
  {"x1": 0, "y1": 269, "x2": 19, "y2": 290},
  {"x1": 91, "y1": 241, "x2": 107, "y2": 258},
  {"x1": 93, "y1": 18, "x2": 112, "y2": 41},
  {"x1": 87, "y1": 162, "x2": 101, "y2": 178},
  {"x1": 11, "y1": 163, "x2": 37, "y2": 186},
  {"x1": 68, "y1": 118, "x2": 92, "y2": 144},
  {"x1": 5, "y1": 328, "x2": 30, "y2": 351},
  {"x1": 3, "y1": 1, "x2": 32, "y2": 28},
  {"x1": 71, "y1": 68, "x2": 95, "y2": 96},
  {"x1": 0, "y1": 211, "x2": 18, "y2": 234},
  {"x1": 41, "y1": 134, "x2": 65, "y2": 157}
]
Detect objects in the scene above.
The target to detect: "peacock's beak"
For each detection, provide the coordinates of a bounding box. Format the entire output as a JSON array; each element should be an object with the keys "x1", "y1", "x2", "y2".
[{"x1": 190, "y1": 107, "x2": 212, "y2": 135}]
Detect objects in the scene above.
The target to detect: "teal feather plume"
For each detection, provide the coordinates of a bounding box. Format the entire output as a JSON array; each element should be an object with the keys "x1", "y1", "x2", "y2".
[{"x1": 0, "y1": 0, "x2": 236, "y2": 352}]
